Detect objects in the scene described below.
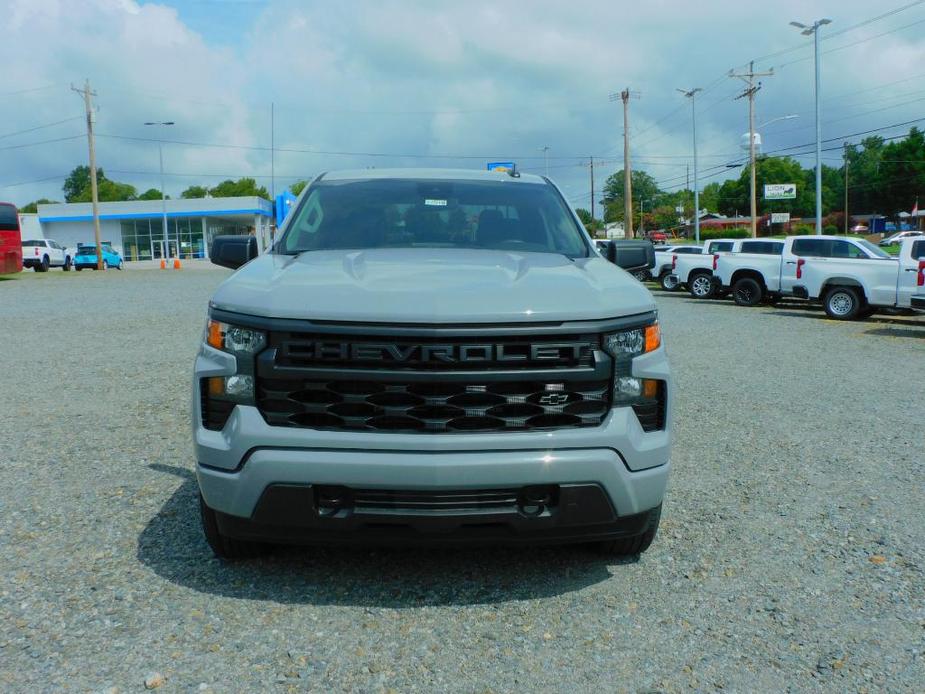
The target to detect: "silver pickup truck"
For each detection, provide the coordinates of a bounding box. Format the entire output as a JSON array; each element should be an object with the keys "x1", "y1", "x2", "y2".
[
  {"x1": 193, "y1": 168, "x2": 672, "y2": 558},
  {"x1": 714, "y1": 235, "x2": 925, "y2": 318}
]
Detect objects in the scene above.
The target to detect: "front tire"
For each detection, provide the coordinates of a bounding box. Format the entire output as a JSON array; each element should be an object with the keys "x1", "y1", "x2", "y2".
[
  {"x1": 659, "y1": 272, "x2": 679, "y2": 292},
  {"x1": 823, "y1": 286, "x2": 862, "y2": 320},
  {"x1": 199, "y1": 494, "x2": 266, "y2": 560},
  {"x1": 102, "y1": 260, "x2": 109, "y2": 271},
  {"x1": 63, "y1": 256, "x2": 72, "y2": 271},
  {"x1": 732, "y1": 277, "x2": 763, "y2": 306},
  {"x1": 596, "y1": 504, "x2": 662, "y2": 556},
  {"x1": 688, "y1": 273, "x2": 714, "y2": 299}
]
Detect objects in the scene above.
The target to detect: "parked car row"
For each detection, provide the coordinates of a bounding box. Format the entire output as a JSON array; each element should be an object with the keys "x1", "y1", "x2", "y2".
[
  {"x1": 657, "y1": 235, "x2": 925, "y2": 320},
  {"x1": 19, "y1": 239, "x2": 124, "y2": 272}
]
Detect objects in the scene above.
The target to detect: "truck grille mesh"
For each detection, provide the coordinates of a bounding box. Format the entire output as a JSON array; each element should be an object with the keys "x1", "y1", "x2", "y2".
[
  {"x1": 257, "y1": 377, "x2": 610, "y2": 432},
  {"x1": 255, "y1": 330, "x2": 611, "y2": 433}
]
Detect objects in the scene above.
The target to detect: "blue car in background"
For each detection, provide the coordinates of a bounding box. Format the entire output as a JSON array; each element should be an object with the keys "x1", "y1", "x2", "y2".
[{"x1": 74, "y1": 243, "x2": 124, "y2": 270}]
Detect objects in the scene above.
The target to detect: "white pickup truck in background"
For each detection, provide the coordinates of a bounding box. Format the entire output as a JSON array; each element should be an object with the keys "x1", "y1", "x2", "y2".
[
  {"x1": 714, "y1": 235, "x2": 925, "y2": 318},
  {"x1": 652, "y1": 244, "x2": 703, "y2": 290},
  {"x1": 21, "y1": 238, "x2": 71, "y2": 272},
  {"x1": 670, "y1": 238, "x2": 749, "y2": 298}
]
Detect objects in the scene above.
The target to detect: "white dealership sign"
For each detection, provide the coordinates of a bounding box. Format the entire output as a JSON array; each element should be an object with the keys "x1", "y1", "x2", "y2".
[
  {"x1": 764, "y1": 183, "x2": 796, "y2": 200},
  {"x1": 770, "y1": 212, "x2": 791, "y2": 223}
]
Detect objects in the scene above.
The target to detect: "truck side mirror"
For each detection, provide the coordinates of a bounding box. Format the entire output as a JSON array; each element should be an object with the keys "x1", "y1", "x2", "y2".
[
  {"x1": 607, "y1": 239, "x2": 655, "y2": 273},
  {"x1": 210, "y1": 235, "x2": 258, "y2": 270}
]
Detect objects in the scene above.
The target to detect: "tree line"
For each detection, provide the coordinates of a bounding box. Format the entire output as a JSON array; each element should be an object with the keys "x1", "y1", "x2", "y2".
[
  {"x1": 576, "y1": 126, "x2": 925, "y2": 233},
  {"x1": 18, "y1": 167, "x2": 311, "y2": 212}
]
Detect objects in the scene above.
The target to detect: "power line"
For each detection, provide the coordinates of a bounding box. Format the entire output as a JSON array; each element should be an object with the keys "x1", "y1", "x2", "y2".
[
  {"x1": 0, "y1": 134, "x2": 84, "y2": 151},
  {"x1": 0, "y1": 117, "x2": 83, "y2": 141},
  {"x1": 0, "y1": 174, "x2": 69, "y2": 189}
]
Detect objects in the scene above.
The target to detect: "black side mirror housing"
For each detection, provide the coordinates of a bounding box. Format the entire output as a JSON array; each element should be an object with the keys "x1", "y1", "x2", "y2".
[
  {"x1": 605, "y1": 239, "x2": 656, "y2": 273},
  {"x1": 210, "y1": 235, "x2": 258, "y2": 270}
]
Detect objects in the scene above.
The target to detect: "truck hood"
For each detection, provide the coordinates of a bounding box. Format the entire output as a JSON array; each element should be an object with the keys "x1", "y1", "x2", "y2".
[{"x1": 210, "y1": 248, "x2": 656, "y2": 323}]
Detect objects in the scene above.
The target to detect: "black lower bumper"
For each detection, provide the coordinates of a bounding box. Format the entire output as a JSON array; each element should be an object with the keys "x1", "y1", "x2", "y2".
[
  {"x1": 912, "y1": 296, "x2": 925, "y2": 309},
  {"x1": 213, "y1": 483, "x2": 656, "y2": 547}
]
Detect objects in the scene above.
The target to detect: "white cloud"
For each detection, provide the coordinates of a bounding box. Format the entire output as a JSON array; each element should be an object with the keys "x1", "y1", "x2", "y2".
[{"x1": 3, "y1": 0, "x2": 925, "y2": 208}]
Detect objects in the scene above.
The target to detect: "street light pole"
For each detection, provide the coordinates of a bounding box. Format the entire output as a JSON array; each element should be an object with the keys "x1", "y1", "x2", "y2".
[
  {"x1": 144, "y1": 121, "x2": 175, "y2": 259},
  {"x1": 678, "y1": 88, "x2": 702, "y2": 243},
  {"x1": 540, "y1": 145, "x2": 550, "y2": 177},
  {"x1": 791, "y1": 18, "x2": 832, "y2": 234}
]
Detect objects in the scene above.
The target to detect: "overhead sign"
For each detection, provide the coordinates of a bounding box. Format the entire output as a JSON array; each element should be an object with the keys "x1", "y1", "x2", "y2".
[
  {"x1": 764, "y1": 183, "x2": 796, "y2": 200},
  {"x1": 487, "y1": 162, "x2": 515, "y2": 172},
  {"x1": 770, "y1": 212, "x2": 791, "y2": 224}
]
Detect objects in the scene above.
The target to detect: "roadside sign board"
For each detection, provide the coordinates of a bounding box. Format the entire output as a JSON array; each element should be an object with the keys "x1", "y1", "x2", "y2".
[
  {"x1": 770, "y1": 212, "x2": 791, "y2": 223},
  {"x1": 487, "y1": 162, "x2": 515, "y2": 172},
  {"x1": 764, "y1": 183, "x2": 796, "y2": 200}
]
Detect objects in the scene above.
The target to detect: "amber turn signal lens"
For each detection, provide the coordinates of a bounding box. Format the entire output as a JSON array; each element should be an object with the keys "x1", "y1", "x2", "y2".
[
  {"x1": 207, "y1": 320, "x2": 224, "y2": 350},
  {"x1": 644, "y1": 323, "x2": 661, "y2": 353},
  {"x1": 207, "y1": 377, "x2": 225, "y2": 396},
  {"x1": 642, "y1": 379, "x2": 659, "y2": 398}
]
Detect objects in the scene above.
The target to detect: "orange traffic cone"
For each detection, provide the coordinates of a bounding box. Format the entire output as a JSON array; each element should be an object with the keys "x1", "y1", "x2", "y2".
[
  {"x1": 160, "y1": 259, "x2": 166, "y2": 270},
  {"x1": 173, "y1": 258, "x2": 182, "y2": 269}
]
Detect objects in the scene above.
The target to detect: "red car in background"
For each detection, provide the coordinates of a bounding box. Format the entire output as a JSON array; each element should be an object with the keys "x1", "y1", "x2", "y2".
[
  {"x1": 0, "y1": 202, "x2": 23, "y2": 275},
  {"x1": 646, "y1": 230, "x2": 668, "y2": 243}
]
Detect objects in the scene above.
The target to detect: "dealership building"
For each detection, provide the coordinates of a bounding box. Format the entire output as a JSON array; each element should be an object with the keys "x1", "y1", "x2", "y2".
[{"x1": 33, "y1": 196, "x2": 274, "y2": 261}]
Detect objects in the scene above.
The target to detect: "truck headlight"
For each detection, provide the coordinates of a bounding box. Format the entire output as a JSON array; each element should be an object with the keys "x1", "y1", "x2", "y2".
[
  {"x1": 603, "y1": 322, "x2": 660, "y2": 359},
  {"x1": 202, "y1": 319, "x2": 266, "y2": 406},
  {"x1": 603, "y1": 321, "x2": 666, "y2": 430}
]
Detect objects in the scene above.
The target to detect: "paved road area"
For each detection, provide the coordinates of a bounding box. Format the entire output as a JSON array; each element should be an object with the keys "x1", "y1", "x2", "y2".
[{"x1": 1, "y1": 269, "x2": 923, "y2": 692}]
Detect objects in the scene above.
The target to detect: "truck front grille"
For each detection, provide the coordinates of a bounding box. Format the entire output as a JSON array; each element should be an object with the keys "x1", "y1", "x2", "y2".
[{"x1": 256, "y1": 330, "x2": 612, "y2": 433}]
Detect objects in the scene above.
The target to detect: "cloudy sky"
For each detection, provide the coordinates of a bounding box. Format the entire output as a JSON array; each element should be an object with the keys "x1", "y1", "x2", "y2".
[{"x1": 4, "y1": 0, "x2": 925, "y2": 210}]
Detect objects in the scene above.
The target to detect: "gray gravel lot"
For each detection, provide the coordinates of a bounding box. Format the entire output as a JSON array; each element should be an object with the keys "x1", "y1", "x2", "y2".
[{"x1": 1, "y1": 268, "x2": 923, "y2": 692}]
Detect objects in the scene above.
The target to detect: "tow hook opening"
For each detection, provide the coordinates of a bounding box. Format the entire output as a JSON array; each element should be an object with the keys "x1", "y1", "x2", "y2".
[{"x1": 518, "y1": 485, "x2": 557, "y2": 516}]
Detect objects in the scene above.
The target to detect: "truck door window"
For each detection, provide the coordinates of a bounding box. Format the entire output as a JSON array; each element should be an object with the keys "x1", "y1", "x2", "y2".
[
  {"x1": 792, "y1": 239, "x2": 824, "y2": 257},
  {"x1": 911, "y1": 240, "x2": 925, "y2": 259},
  {"x1": 830, "y1": 241, "x2": 867, "y2": 259}
]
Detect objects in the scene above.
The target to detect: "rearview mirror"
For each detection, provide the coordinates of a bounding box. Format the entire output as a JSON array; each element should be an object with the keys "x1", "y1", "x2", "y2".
[{"x1": 210, "y1": 235, "x2": 258, "y2": 270}]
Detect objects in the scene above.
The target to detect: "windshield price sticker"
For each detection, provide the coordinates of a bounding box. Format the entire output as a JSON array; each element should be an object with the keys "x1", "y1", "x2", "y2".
[{"x1": 424, "y1": 199, "x2": 447, "y2": 206}]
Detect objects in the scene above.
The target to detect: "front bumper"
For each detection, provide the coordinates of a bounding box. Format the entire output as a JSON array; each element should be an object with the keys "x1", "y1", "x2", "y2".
[{"x1": 193, "y1": 339, "x2": 672, "y2": 544}]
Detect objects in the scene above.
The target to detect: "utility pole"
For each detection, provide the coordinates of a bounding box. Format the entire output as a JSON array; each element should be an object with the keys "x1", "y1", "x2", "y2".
[
  {"x1": 270, "y1": 102, "x2": 275, "y2": 203},
  {"x1": 844, "y1": 142, "x2": 849, "y2": 235},
  {"x1": 731, "y1": 62, "x2": 773, "y2": 238},
  {"x1": 621, "y1": 89, "x2": 637, "y2": 237},
  {"x1": 589, "y1": 155, "x2": 595, "y2": 231},
  {"x1": 678, "y1": 88, "x2": 702, "y2": 243},
  {"x1": 72, "y1": 80, "x2": 103, "y2": 270}
]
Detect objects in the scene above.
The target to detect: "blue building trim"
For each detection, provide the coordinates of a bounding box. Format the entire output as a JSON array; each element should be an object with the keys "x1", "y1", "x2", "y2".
[{"x1": 39, "y1": 208, "x2": 272, "y2": 223}]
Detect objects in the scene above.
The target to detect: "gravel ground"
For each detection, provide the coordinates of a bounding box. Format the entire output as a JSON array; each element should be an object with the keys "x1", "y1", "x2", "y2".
[{"x1": 1, "y1": 268, "x2": 923, "y2": 693}]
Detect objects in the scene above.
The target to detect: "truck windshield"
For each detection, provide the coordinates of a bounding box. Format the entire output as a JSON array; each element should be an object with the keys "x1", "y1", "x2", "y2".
[{"x1": 278, "y1": 178, "x2": 589, "y2": 258}]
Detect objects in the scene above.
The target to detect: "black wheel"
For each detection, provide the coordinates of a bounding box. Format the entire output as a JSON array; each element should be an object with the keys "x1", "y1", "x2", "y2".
[
  {"x1": 688, "y1": 273, "x2": 714, "y2": 299},
  {"x1": 199, "y1": 494, "x2": 265, "y2": 559},
  {"x1": 76, "y1": 266, "x2": 82, "y2": 271},
  {"x1": 63, "y1": 256, "x2": 72, "y2": 271},
  {"x1": 659, "y1": 272, "x2": 680, "y2": 292},
  {"x1": 596, "y1": 504, "x2": 662, "y2": 556},
  {"x1": 732, "y1": 277, "x2": 763, "y2": 306},
  {"x1": 38, "y1": 255, "x2": 50, "y2": 272},
  {"x1": 823, "y1": 286, "x2": 862, "y2": 320},
  {"x1": 631, "y1": 269, "x2": 649, "y2": 282}
]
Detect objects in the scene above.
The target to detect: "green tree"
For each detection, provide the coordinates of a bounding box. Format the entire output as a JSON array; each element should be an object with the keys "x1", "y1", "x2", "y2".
[
  {"x1": 575, "y1": 208, "x2": 592, "y2": 225},
  {"x1": 290, "y1": 180, "x2": 309, "y2": 196},
  {"x1": 209, "y1": 177, "x2": 269, "y2": 199},
  {"x1": 602, "y1": 169, "x2": 662, "y2": 206},
  {"x1": 63, "y1": 166, "x2": 98, "y2": 202},
  {"x1": 181, "y1": 185, "x2": 209, "y2": 199},
  {"x1": 19, "y1": 198, "x2": 58, "y2": 213},
  {"x1": 138, "y1": 188, "x2": 166, "y2": 200},
  {"x1": 699, "y1": 182, "x2": 722, "y2": 213},
  {"x1": 71, "y1": 179, "x2": 137, "y2": 203}
]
